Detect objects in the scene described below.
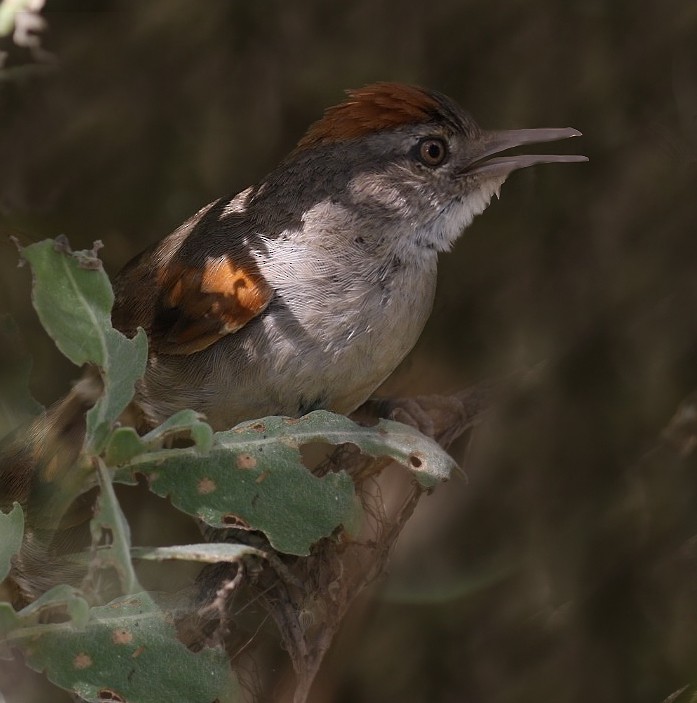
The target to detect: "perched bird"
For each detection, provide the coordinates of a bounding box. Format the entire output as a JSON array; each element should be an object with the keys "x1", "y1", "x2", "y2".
[
  {"x1": 1, "y1": 83, "x2": 586, "y2": 604},
  {"x1": 111, "y1": 82, "x2": 586, "y2": 432}
]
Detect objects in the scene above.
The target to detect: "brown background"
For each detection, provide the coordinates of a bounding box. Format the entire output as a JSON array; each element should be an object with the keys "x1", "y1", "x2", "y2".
[{"x1": 1, "y1": 0, "x2": 697, "y2": 701}]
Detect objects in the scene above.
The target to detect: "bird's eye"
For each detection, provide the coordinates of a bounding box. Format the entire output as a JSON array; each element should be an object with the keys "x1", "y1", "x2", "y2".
[{"x1": 416, "y1": 138, "x2": 448, "y2": 167}]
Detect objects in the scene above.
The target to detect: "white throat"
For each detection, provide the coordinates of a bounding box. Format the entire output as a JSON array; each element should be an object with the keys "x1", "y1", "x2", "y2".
[{"x1": 415, "y1": 177, "x2": 507, "y2": 252}]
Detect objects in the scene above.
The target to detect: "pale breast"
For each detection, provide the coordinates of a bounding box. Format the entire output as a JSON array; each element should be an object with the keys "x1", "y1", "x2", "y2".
[{"x1": 137, "y1": 231, "x2": 439, "y2": 430}]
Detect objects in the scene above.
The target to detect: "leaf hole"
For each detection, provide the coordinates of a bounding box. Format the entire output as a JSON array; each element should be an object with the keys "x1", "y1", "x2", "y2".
[
  {"x1": 222, "y1": 514, "x2": 251, "y2": 528},
  {"x1": 36, "y1": 603, "x2": 74, "y2": 625},
  {"x1": 300, "y1": 441, "x2": 346, "y2": 471},
  {"x1": 409, "y1": 454, "x2": 423, "y2": 468},
  {"x1": 97, "y1": 527, "x2": 114, "y2": 547}
]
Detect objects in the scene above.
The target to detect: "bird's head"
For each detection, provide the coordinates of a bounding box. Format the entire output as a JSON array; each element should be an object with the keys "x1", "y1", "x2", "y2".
[{"x1": 289, "y1": 82, "x2": 587, "y2": 254}]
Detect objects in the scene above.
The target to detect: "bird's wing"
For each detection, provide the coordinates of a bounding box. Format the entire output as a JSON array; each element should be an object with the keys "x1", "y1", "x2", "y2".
[
  {"x1": 149, "y1": 253, "x2": 273, "y2": 355},
  {"x1": 112, "y1": 197, "x2": 274, "y2": 356}
]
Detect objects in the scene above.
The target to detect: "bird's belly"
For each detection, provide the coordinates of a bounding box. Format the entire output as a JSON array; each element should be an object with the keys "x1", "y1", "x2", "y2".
[
  {"x1": 139, "y1": 265, "x2": 437, "y2": 431},
  {"x1": 214, "y1": 292, "x2": 432, "y2": 426}
]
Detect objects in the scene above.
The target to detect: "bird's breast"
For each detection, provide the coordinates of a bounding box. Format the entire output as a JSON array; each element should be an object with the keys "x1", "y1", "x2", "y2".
[
  {"x1": 139, "y1": 240, "x2": 439, "y2": 430},
  {"x1": 248, "y1": 248, "x2": 439, "y2": 416}
]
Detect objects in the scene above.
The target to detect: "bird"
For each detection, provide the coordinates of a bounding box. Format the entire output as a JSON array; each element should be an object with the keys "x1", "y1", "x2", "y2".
[
  {"x1": 1, "y1": 83, "x2": 586, "y2": 604},
  {"x1": 109, "y1": 81, "x2": 587, "y2": 433}
]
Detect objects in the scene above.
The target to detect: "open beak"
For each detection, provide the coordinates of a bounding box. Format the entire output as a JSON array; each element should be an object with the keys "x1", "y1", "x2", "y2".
[{"x1": 465, "y1": 127, "x2": 588, "y2": 177}]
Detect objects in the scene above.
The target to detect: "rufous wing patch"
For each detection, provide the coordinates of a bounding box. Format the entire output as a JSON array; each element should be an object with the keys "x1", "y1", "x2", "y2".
[
  {"x1": 152, "y1": 255, "x2": 273, "y2": 355},
  {"x1": 297, "y1": 82, "x2": 441, "y2": 148}
]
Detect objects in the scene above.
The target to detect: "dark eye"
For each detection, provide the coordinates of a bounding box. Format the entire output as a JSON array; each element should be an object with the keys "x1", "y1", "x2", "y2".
[{"x1": 416, "y1": 138, "x2": 448, "y2": 167}]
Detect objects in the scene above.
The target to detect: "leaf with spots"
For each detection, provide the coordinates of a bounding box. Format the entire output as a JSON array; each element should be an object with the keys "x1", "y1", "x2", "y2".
[
  {"x1": 4, "y1": 592, "x2": 239, "y2": 703},
  {"x1": 113, "y1": 411, "x2": 456, "y2": 555}
]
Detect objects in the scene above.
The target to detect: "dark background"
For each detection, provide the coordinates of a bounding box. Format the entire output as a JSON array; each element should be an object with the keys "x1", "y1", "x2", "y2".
[{"x1": 2, "y1": 1, "x2": 697, "y2": 701}]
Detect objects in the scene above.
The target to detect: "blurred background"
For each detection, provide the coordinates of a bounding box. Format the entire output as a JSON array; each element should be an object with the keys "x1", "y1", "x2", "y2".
[{"x1": 1, "y1": 0, "x2": 697, "y2": 701}]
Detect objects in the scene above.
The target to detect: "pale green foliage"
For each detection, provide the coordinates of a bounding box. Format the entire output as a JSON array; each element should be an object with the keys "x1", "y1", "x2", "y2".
[
  {"x1": 1, "y1": 237, "x2": 454, "y2": 701},
  {"x1": 0, "y1": 503, "x2": 23, "y2": 582},
  {"x1": 113, "y1": 412, "x2": 455, "y2": 555},
  {"x1": 3, "y1": 590, "x2": 240, "y2": 703},
  {"x1": 21, "y1": 238, "x2": 147, "y2": 452}
]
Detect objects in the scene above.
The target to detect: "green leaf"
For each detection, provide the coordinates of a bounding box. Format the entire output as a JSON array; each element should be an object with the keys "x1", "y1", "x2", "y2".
[
  {"x1": 0, "y1": 502, "x2": 24, "y2": 582},
  {"x1": 0, "y1": 602, "x2": 20, "y2": 639},
  {"x1": 141, "y1": 409, "x2": 214, "y2": 453},
  {"x1": 15, "y1": 585, "x2": 90, "y2": 629},
  {"x1": 104, "y1": 426, "x2": 147, "y2": 466},
  {"x1": 114, "y1": 417, "x2": 360, "y2": 556},
  {"x1": 1, "y1": 586, "x2": 90, "y2": 648},
  {"x1": 20, "y1": 237, "x2": 147, "y2": 452},
  {"x1": 114, "y1": 411, "x2": 455, "y2": 555},
  {"x1": 86, "y1": 328, "x2": 147, "y2": 452},
  {"x1": 258, "y1": 410, "x2": 457, "y2": 488},
  {"x1": 104, "y1": 410, "x2": 214, "y2": 467},
  {"x1": 9, "y1": 592, "x2": 240, "y2": 703},
  {"x1": 117, "y1": 447, "x2": 358, "y2": 557},
  {"x1": 89, "y1": 459, "x2": 141, "y2": 595}
]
